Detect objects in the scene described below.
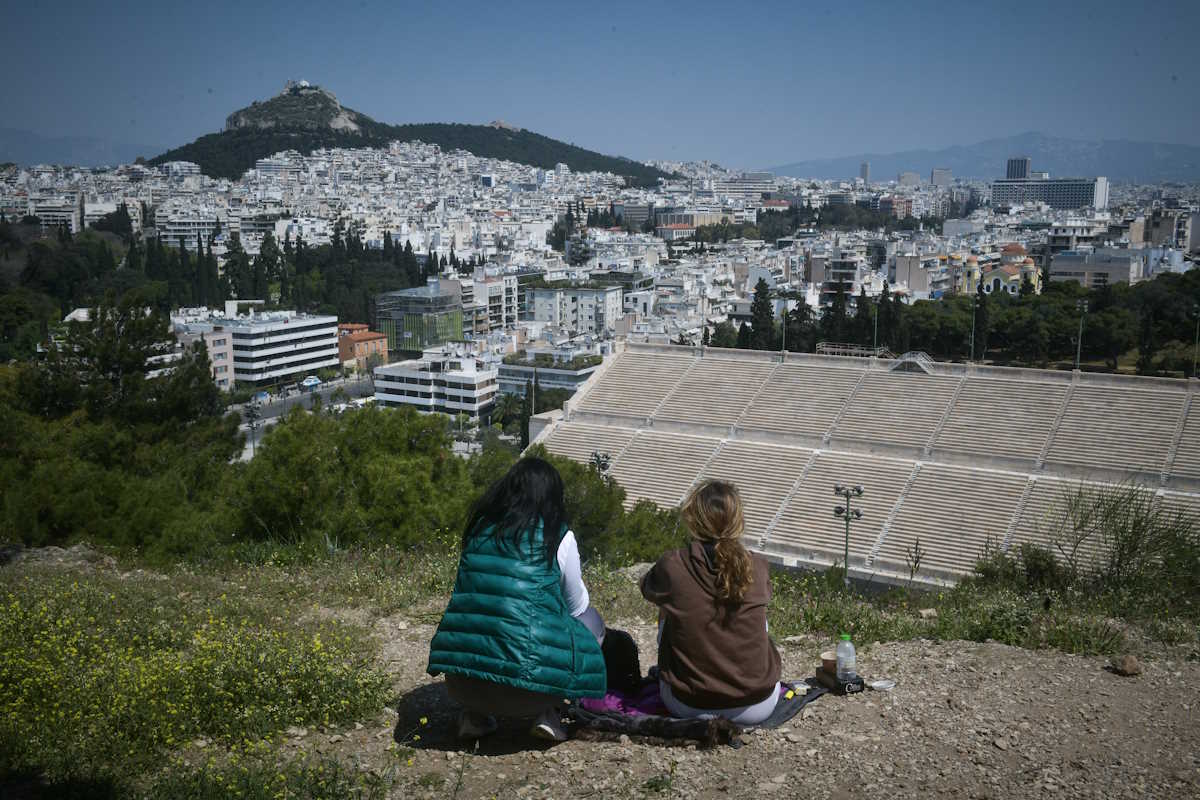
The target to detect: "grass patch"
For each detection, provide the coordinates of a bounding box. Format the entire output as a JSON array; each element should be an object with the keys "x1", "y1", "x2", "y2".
[
  {"x1": 147, "y1": 752, "x2": 395, "y2": 800},
  {"x1": 0, "y1": 567, "x2": 390, "y2": 794}
]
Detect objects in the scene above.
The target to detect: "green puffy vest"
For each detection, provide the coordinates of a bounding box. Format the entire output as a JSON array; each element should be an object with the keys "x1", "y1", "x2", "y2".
[{"x1": 426, "y1": 522, "x2": 606, "y2": 699}]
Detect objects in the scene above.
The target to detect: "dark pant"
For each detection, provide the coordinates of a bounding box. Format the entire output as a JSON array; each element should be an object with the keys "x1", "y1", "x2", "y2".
[{"x1": 445, "y1": 674, "x2": 560, "y2": 718}]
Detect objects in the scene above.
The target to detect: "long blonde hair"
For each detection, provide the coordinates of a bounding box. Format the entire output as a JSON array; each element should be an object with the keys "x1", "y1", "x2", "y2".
[{"x1": 682, "y1": 480, "x2": 753, "y2": 604}]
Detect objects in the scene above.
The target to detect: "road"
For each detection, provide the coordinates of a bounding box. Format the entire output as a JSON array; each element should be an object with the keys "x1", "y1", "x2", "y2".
[{"x1": 233, "y1": 375, "x2": 376, "y2": 421}]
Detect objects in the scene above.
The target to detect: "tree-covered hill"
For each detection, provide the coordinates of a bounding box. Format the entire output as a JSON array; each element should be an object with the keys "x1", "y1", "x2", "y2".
[{"x1": 150, "y1": 83, "x2": 671, "y2": 187}]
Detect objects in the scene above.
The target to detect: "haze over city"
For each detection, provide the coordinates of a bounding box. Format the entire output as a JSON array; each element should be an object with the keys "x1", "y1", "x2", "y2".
[{"x1": 2, "y1": 0, "x2": 1199, "y2": 167}]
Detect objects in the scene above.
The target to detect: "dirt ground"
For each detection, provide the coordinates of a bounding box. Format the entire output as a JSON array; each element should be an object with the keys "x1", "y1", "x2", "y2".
[{"x1": 326, "y1": 614, "x2": 1200, "y2": 800}]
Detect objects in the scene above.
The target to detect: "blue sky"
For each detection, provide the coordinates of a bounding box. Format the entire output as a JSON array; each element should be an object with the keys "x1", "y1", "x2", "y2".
[{"x1": 2, "y1": 0, "x2": 1197, "y2": 168}]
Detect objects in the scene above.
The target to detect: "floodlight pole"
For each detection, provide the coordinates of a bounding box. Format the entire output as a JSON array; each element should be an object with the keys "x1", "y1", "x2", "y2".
[{"x1": 833, "y1": 484, "x2": 865, "y2": 588}]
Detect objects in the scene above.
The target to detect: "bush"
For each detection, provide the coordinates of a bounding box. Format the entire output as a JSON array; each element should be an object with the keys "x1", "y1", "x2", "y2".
[
  {"x1": 232, "y1": 406, "x2": 473, "y2": 549},
  {"x1": 972, "y1": 481, "x2": 1200, "y2": 620},
  {"x1": 0, "y1": 569, "x2": 390, "y2": 791},
  {"x1": 148, "y1": 753, "x2": 393, "y2": 800}
]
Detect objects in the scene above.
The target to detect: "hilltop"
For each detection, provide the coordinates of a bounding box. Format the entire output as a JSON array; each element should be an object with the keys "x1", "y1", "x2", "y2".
[
  {"x1": 2, "y1": 547, "x2": 1197, "y2": 799},
  {"x1": 767, "y1": 130, "x2": 1200, "y2": 183},
  {"x1": 150, "y1": 81, "x2": 671, "y2": 187}
]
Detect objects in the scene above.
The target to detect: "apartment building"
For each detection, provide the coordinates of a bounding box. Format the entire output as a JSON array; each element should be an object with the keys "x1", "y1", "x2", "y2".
[
  {"x1": 171, "y1": 310, "x2": 237, "y2": 390},
  {"x1": 473, "y1": 275, "x2": 519, "y2": 330},
  {"x1": 29, "y1": 195, "x2": 82, "y2": 233},
  {"x1": 528, "y1": 285, "x2": 623, "y2": 335},
  {"x1": 156, "y1": 205, "x2": 224, "y2": 249},
  {"x1": 83, "y1": 200, "x2": 143, "y2": 232}
]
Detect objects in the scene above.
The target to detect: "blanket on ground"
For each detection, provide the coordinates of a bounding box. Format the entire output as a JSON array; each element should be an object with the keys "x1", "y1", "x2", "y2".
[{"x1": 569, "y1": 678, "x2": 827, "y2": 748}]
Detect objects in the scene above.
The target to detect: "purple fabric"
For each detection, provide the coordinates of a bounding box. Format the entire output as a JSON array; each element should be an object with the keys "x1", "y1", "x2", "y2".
[
  {"x1": 579, "y1": 681, "x2": 669, "y2": 716},
  {"x1": 580, "y1": 682, "x2": 791, "y2": 718}
]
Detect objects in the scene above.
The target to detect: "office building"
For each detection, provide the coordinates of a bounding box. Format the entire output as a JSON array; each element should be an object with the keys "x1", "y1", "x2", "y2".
[
  {"x1": 228, "y1": 310, "x2": 338, "y2": 385},
  {"x1": 1050, "y1": 249, "x2": 1142, "y2": 288},
  {"x1": 930, "y1": 168, "x2": 952, "y2": 187},
  {"x1": 897, "y1": 171, "x2": 921, "y2": 187},
  {"x1": 712, "y1": 173, "x2": 774, "y2": 203},
  {"x1": 1006, "y1": 157, "x2": 1032, "y2": 180},
  {"x1": 611, "y1": 202, "x2": 656, "y2": 228},
  {"x1": 375, "y1": 279, "x2": 464, "y2": 353},
  {"x1": 859, "y1": 162, "x2": 870, "y2": 182},
  {"x1": 373, "y1": 346, "x2": 498, "y2": 420}
]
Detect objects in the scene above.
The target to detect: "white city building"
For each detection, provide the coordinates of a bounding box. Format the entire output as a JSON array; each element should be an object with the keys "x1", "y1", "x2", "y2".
[
  {"x1": 373, "y1": 346, "x2": 499, "y2": 419},
  {"x1": 528, "y1": 285, "x2": 623, "y2": 335},
  {"x1": 223, "y1": 304, "x2": 338, "y2": 385},
  {"x1": 171, "y1": 308, "x2": 237, "y2": 390}
]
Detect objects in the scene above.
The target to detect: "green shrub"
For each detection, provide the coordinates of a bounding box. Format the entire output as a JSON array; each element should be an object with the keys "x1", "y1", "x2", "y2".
[
  {"x1": 232, "y1": 406, "x2": 472, "y2": 549},
  {"x1": 147, "y1": 752, "x2": 393, "y2": 800},
  {"x1": 0, "y1": 569, "x2": 389, "y2": 791}
]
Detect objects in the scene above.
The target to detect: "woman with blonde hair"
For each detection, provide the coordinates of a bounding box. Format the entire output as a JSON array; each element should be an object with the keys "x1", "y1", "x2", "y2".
[{"x1": 640, "y1": 479, "x2": 782, "y2": 724}]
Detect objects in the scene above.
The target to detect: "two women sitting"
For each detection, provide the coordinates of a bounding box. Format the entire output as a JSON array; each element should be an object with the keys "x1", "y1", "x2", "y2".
[{"x1": 426, "y1": 457, "x2": 781, "y2": 741}]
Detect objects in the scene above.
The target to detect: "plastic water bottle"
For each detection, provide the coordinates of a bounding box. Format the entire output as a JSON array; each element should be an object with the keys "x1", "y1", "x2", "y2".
[{"x1": 836, "y1": 634, "x2": 857, "y2": 681}]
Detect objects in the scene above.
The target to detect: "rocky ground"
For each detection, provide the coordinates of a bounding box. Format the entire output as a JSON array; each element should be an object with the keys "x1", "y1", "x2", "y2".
[{"x1": 360, "y1": 615, "x2": 1200, "y2": 800}]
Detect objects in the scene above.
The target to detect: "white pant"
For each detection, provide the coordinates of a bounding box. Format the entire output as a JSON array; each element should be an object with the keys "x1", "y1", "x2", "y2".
[{"x1": 659, "y1": 679, "x2": 780, "y2": 726}]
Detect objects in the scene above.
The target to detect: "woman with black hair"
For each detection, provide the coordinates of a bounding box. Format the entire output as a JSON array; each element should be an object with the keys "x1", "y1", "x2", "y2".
[{"x1": 426, "y1": 457, "x2": 607, "y2": 742}]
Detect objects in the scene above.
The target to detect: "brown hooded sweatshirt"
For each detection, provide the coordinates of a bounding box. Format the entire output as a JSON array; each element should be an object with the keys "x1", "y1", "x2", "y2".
[{"x1": 640, "y1": 540, "x2": 782, "y2": 709}]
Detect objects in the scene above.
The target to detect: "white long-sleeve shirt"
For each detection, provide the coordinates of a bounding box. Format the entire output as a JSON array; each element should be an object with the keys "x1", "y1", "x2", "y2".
[{"x1": 556, "y1": 530, "x2": 590, "y2": 617}]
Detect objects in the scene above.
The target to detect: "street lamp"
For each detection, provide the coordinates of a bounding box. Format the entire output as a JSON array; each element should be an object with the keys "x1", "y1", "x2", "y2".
[
  {"x1": 1074, "y1": 299, "x2": 1089, "y2": 371},
  {"x1": 833, "y1": 484, "x2": 865, "y2": 588}
]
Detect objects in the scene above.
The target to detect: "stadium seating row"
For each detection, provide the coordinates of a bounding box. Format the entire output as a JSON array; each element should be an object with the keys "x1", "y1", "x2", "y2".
[
  {"x1": 540, "y1": 347, "x2": 1200, "y2": 585},
  {"x1": 569, "y1": 348, "x2": 1199, "y2": 484}
]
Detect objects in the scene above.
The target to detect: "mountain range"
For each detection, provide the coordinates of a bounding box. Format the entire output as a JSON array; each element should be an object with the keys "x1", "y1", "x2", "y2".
[
  {"x1": 767, "y1": 131, "x2": 1200, "y2": 184},
  {"x1": 148, "y1": 82, "x2": 671, "y2": 187}
]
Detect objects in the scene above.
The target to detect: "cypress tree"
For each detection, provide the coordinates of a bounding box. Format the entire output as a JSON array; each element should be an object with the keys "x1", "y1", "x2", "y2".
[
  {"x1": 749, "y1": 277, "x2": 776, "y2": 350},
  {"x1": 521, "y1": 379, "x2": 533, "y2": 449}
]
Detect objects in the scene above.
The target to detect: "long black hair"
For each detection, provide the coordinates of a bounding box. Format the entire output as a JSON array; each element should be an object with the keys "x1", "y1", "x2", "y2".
[{"x1": 463, "y1": 457, "x2": 568, "y2": 564}]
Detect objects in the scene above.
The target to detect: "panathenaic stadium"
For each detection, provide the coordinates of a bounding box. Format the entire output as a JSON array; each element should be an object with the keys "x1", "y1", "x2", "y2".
[{"x1": 531, "y1": 342, "x2": 1200, "y2": 587}]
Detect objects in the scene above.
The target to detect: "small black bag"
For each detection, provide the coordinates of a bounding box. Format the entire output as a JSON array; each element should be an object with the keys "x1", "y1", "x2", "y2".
[{"x1": 600, "y1": 627, "x2": 642, "y2": 693}]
